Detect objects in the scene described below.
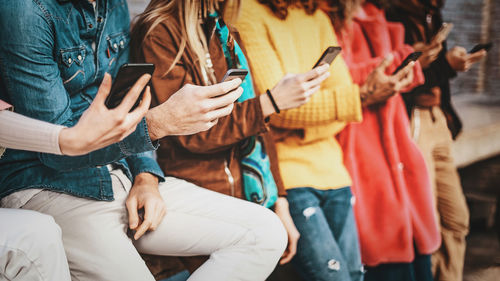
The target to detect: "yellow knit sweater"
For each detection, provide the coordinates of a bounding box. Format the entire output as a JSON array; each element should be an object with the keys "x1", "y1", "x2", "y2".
[{"x1": 235, "y1": 0, "x2": 362, "y2": 190}]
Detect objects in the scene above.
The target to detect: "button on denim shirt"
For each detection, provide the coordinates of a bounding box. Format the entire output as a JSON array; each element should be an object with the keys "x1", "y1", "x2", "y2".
[{"x1": 0, "y1": 0, "x2": 165, "y2": 201}]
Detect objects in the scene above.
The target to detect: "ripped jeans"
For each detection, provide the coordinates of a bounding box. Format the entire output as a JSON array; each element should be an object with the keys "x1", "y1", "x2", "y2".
[{"x1": 287, "y1": 187, "x2": 364, "y2": 281}]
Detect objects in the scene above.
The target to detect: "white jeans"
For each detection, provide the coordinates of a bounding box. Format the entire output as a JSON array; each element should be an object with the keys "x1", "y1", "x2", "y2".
[
  {"x1": 16, "y1": 168, "x2": 287, "y2": 281},
  {"x1": 0, "y1": 208, "x2": 71, "y2": 281}
]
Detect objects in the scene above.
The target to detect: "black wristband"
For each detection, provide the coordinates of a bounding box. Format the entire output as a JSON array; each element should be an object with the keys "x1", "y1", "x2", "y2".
[{"x1": 266, "y1": 89, "x2": 280, "y2": 114}]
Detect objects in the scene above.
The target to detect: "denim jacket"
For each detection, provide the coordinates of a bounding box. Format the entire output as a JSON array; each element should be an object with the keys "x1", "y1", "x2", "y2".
[{"x1": 0, "y1": 0, "x2": 164, "y2": 201}]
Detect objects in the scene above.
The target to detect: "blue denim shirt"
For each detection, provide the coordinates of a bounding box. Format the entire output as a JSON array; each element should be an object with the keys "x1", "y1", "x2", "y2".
[{"x1": 0, "y1": 0, "x2": 165, "y2": 201}]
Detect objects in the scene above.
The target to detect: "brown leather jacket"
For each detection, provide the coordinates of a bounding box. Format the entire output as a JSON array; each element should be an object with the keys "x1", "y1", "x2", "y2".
[{"x1": 132, "y1": 16, "x2": 286, "y2": 199}]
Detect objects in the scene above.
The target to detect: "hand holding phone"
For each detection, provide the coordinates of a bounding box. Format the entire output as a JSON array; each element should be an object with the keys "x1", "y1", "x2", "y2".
[
  {"x1": 469, "y1": 42, "x2": 493, "y2": 54},
  {"x1": 392, "y1": 52, "x2": 422, "y2": 75},
  {"x1": 313, "y1": 46, "x2": 342, "y2": 69},
  {"x1": 432, "y1": 23, "x2": 454, "y2": 44},
  {"x1": 105, "y1": 63, "x2": 155, "y2": 111}
]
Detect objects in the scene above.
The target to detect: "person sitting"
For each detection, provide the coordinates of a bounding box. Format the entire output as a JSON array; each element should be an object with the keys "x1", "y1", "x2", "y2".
[
  {"x1": 131, "y1": 0, "x2": 332, "y2": 276},
  {"x1": 0, "y1": 0, "x2": 288, "y2": 280},
  {"x1": 0, "y1": 79, "x2": 148, "y2": 281}
]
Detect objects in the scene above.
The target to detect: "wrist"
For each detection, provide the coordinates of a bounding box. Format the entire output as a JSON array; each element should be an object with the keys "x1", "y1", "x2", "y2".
[
  {"x1": 133, "y1": 172, "x2": 159, "y2": 187},
  {"x1": 59, "y1": 127, "x2": 82, "y2": 156},
  {"x1": 259, "y1": 94, "x2": 275, "y2": 118},
  {"x1": 274, "y1": 197, "x2": 289, "y2": 210},
  {"x1": 145, "y1": 107, "x2": 166, "y2": 141}
]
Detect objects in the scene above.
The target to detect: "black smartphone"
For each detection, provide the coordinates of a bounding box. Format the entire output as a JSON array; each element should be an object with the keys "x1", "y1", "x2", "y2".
[
  {"x1": 313, "y1": 46, "x2": 342, "y2": 69},
  {"x1": 105, "y1": 63, "x2": 155, "y2": 111},
  {"x1": 392, "y1": 52, "x2": 422, "y2": 75},
  {"x1": 220, "y1": 69, "x2": 248, "y2": 83},
  {"x1": 469, "y1": 42, "x2": 493, "y2": 54}
]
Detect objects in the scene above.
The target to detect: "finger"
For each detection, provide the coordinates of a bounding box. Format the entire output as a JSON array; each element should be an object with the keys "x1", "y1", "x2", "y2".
[
  {"x1": 126, "y1": 199, "x2": 140, "y2": 230},
  {"x1": 134, "y1": 203, "x2": 155, "y2": 240},
  {"x1": 396, "y1": 73, "x2": 414, "y2": 92},
  {"x1": 302, "y1": 71, "x2": 330, "y2": 90},
  {"x1": 280, "y1": 248, "x2": 294, "y2": 264},
  {"x1": 205, "y1": 102, "x2": 234, "y2": 121},
  {"x1": 376, "y1": 54, "x2": 394, "y2": 72},
  {"x1": 281, "y1": 239, "x2": 298, "y2": 264},
  {"x1": 202, "y1": 79, "x2": 242, "y2": 98},
  {"x1": 394, "y1": 61, "x2": 415, "y2": 81},
  {"x1": 128, "y1": 86, "x2": 152, "y2": 121},
  {"x1": 116, "y1": 74, "x2": 151, "y2": 114},
  {"x1": 302, "y1": 64, "x2": 330, "y2": 81},
  {"x1": 93, "y1": 73, "x2": 113, "y2": 105},
  {"x1": 150, "y1": 203, "x2": 165, "y2": 231},
  {"x1": 455, "y1": 46, "x2": 467, "y2": 56},
  {"x1": 209, "y1": 87, "x2": 243, "y2": 110},
  {"x1": 467, "y1": 51, "x2": 486, "y2": 63},
  {"x1": 303, "y1": 85, "x2": 321, "y2": 100}
]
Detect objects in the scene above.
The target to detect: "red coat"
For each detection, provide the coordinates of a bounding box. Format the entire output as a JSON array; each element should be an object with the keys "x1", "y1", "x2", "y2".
[{"x1": 336, "y1": 3, "x2": 441, "y2": 266}]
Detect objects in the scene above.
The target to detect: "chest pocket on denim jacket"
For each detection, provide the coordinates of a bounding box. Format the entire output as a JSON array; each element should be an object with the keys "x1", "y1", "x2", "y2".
[
  {"x1": 59, "y1": 46, "x2": 86, "y2": 93},
  {"x1": 106, "y1": 32, "x2": 129, "y2": 68}
]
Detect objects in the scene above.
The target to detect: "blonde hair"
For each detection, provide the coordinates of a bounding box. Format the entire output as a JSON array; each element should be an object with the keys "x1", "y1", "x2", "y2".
[{"x1": 131, "y1": 0, "x2": 241, "y2": 85}]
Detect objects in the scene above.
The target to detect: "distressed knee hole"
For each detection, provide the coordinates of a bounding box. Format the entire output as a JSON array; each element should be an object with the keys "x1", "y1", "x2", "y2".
[
  {"x1": 302, "y1": 207, "x2": 316, "y2": 219},
  {"x1": 351, "y1": 195, "x2": 356, "y2": 206},
  {"x1": 327, "y1": 259, "x2": 341, "y2": 271}
]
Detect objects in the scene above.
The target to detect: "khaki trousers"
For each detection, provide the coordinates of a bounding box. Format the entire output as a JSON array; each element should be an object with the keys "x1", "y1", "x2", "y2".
[
  {"x1": 10, "y1": 168, "x2": 287, "y2": 281},
  {"x1": 411, "y1": 107, "x2": 469, "y2": 281},
  {"x1": 0, "y1": 208, "x2": 71, "y2": 281}
]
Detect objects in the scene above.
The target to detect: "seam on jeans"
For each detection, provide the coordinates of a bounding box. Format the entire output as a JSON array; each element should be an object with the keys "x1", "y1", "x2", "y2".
[
  {"x1": 141, "y1": 119, "x2": 157, "y2": 149},
  {"x1": 0, "y1": 244, "x2": 48, "y2": 281}
]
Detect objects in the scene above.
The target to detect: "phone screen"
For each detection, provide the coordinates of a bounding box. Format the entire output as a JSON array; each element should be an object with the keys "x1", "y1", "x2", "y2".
[
  {"x1": 392, "y1": 52, "x2": 422, "y2": 75},
  {"x1": 313, "y1": 47, "x2": 342, "y2": 69},
  {"x1": 105, "y1": 63, "x2": 155, "y2": 110}
]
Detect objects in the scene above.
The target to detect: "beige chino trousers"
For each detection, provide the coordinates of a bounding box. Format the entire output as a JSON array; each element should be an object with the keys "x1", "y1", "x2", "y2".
[
  {"x1": 0, "y1": 208, "x2": 71, "y2": 281},
  {"x1": 411, "y1": 106, "x2": 470, "y2": 281},
  {"x1": 9, "y1": 168, "x2": 287, "y2": 281}
]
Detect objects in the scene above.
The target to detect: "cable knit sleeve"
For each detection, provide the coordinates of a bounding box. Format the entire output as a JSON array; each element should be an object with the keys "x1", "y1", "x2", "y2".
[
  {"x1": 236, "y1": 2, "x2": 362, "y2": 130},
  {"x1": 234, "y1": 5, "x2": 287, "y2": 101}
]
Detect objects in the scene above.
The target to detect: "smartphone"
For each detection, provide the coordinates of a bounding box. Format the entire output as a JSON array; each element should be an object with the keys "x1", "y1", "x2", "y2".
[
  {"x1": 220, "y1": 69, "x2": 248, "y2": 83},
  {"x1": 313, "y1": 46, "x2": 342, "y2": 69},
  {"x1": 392, "y1": 51, "x2": 422, "y2": 75},
  {"x1": 469, "y1": 42, "x2": 493, "y2": 54},
  {"x1": 433, "y1": 22, "x2": 454, "y2": 43},
  {"x1": 105, "y1": 63, "x2": 155, "y2": 111}
]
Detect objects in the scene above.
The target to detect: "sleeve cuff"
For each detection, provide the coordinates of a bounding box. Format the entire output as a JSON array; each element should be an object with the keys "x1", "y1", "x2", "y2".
[
  {"x1": 126, "y1": 151, "x2": 165, "y2": 183},
  {"x1": 119, "y1": 118, "x2": 159, "y2": 156}
]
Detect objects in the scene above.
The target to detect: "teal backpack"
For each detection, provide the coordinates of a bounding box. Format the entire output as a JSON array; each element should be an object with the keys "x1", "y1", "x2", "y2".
[{"x1": 212, "y1": 14, "x2": 278, "y2": 208}]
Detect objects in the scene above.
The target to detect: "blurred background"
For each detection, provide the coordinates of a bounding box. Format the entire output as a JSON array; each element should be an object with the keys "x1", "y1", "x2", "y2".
[{"x1": 128, "y1": 0, "x2": 500, "y2": 280}]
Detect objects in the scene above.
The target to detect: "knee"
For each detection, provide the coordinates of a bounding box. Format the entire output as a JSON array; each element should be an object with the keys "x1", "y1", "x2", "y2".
[
  {"x1": 21, "y1": 211, "x2": 63, "y2": 247},
  {"x1": 250, "y1": 207, "x2": 288, "y2": 256}
]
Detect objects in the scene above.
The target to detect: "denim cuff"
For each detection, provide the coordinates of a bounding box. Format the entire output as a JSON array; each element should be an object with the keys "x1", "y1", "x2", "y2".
[
  {"x1": 119, "y1": 118, "x2": 159, "y2": 156},
  {"x1": 125, "y1": 150, "x2": 165, "y2": 183}
]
